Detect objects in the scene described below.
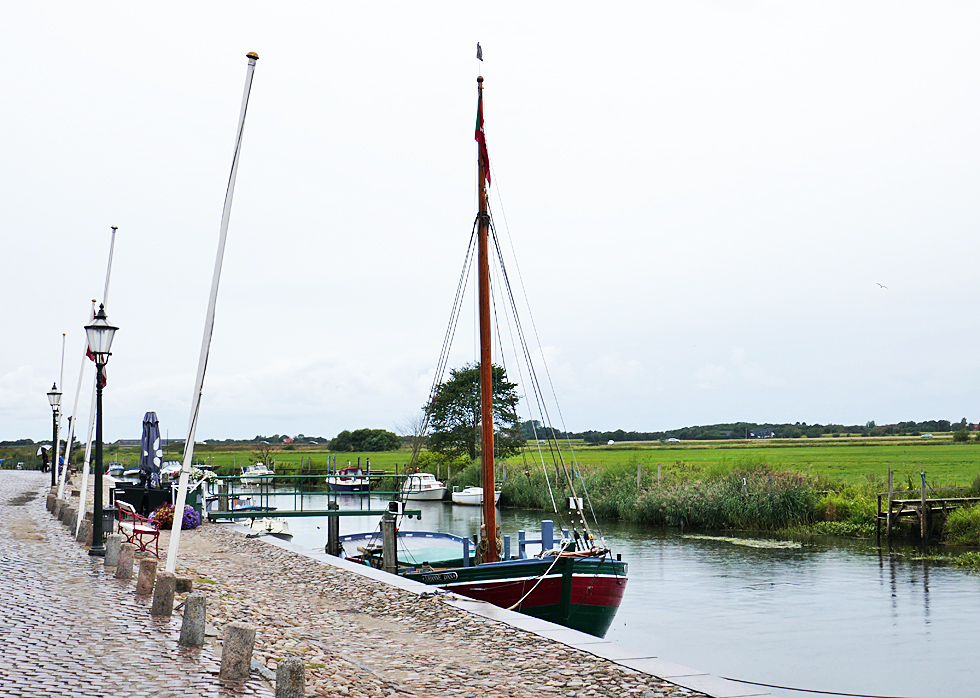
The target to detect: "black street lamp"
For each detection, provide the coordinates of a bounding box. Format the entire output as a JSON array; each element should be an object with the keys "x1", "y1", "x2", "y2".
[
  {"x1": 46, "y1": 383, "x2": 62, "y2": 487},
  {"x1": 84, "y1": 304, "x2": 117, "y2": 557}
]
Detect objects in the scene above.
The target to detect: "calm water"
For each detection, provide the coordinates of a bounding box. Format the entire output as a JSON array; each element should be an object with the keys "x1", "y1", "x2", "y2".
[{"x1": 242, "y1": 489, "x2": 979, "y2": 698}]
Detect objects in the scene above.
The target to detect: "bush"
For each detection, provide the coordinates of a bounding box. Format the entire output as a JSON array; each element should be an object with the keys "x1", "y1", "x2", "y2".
[
  {"x1": 814, "y1": 489, "x2": 876, "y2": 526},
  {"x1": 150, "y1": 503, "x2": 202, "y2": 530},
  {"x1": 955, "y1": 551, "x2": 980, "y2": 568},
  {"x1": 953, "y1": 429, "x2": 970, "y2": 443},
  {"x1": 945, "y1": 504, "x2": 980, "y2": 545}
]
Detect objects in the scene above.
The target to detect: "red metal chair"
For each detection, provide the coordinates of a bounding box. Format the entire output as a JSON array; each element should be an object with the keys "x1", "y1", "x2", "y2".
[{"x1": 115, "y1": 500, "x2": 161, "y2": 558}]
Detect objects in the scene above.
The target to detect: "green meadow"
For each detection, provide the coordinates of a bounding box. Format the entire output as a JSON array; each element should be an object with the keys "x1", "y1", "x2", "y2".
[{"x1": 505, "y1": 436, "x2": 980, "y2": 489}]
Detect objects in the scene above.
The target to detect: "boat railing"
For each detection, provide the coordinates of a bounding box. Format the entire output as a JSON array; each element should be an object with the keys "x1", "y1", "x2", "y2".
[{"x1": 341, "y1": 521, "x2": 571, "y2": 568}]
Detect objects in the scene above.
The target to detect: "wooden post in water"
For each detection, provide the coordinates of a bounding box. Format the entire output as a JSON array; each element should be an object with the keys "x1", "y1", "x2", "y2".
[
  {"x1": 886, "y1": 468, "x2": 894, "y2": 541},
  {"x1": 381, "y1": 511, "x2": 397, "y2": 574},
  {"x1": 326, "y1": 501, "x2": 340, "y2": 556},
  {"x1": 920, "y1": 470, "x2": 927, "y2": 540}
]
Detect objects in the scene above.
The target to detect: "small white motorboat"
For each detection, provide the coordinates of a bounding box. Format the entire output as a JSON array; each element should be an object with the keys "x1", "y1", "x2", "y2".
[
  {"x1": 247, "y1": 517, "x2": 292, "y2": 539},
  {"x1": 107, "y1": 462, "x2": 125, "y2": 477},
  {"x1": 325, "y1": 467, "x2": 370, "y2": 493},
  {"x1": 451, "y1": 486, "x2": 501, "y2": 506},
  {"x1": 241, "y1": 463, "x2": 275, "y2": 486},
  {"x1": 402, "y1": 473, "x2": 447, "y2": 501}
]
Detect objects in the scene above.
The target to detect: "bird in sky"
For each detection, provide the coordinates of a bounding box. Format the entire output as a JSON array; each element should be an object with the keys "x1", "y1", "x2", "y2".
[{"x1": 876, "y1": 283, "x2": 888, "y2": 289}]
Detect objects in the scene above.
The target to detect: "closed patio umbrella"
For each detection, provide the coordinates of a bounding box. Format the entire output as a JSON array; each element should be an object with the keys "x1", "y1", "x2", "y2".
[{"x1": 139, "y1": 412, "x2": 163, "y2": 488}]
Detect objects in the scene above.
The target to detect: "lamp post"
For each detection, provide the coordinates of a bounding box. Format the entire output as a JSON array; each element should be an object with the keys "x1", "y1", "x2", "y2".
[
  {"x1": 46, "y1": 383, "x2": 62, "y2": 487},
  {"x1": 84, "y1": 304, "x2": 118, "y2": 557}
]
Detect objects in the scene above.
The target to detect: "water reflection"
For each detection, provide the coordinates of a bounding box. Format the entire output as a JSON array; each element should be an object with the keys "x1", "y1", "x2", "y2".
[{"x1": 249, "y1": 490, "x2": 980, "y2": 698}]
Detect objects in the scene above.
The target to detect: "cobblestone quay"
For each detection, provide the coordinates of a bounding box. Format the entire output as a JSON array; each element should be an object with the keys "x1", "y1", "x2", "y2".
[{"x1": 0, "y1": 471, "x2": 765, "y2": 698}]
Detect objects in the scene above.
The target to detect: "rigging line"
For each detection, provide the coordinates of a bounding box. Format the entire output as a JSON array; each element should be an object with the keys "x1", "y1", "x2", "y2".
[
  {"x1": 718, "y1": 676, "x2": 933, "y2": 698},
  {"x1": 412, "y1": 222, "x2": 479, "y2": 469},
  {"x1": 488, "y1": 219, "x2": 584, "y2": 524},
  {"x1": 489, "y1": 243, "x2": 559, "y2": 516},
  {"x1": 486, "y1": 173, "x2": 601, "y2": 539},
  {"x1": 488, "y1": 220, "x2": 577, "y2": 530},
  {"x1": 505, "y1": 540, "x2": 571, "y2": 611},
  {"x1": 487, "y1": 158, "x2": 576, "y2": 447},
  {"x1": 489, "y1": 258, "x2": 564, "y2": 523}
]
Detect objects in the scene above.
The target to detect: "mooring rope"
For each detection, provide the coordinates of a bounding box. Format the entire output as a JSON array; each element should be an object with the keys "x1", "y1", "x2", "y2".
[{"x1": 719, "y1": 675, "x2": 935, "y2": 698}]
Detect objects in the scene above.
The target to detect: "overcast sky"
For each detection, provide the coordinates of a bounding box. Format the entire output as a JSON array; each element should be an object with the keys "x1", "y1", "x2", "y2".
[{"x1": 4, "y1": 2, "x2": 979, "y2": 443}]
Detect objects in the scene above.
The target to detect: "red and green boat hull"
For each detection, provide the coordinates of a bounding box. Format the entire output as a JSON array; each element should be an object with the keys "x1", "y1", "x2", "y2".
[{"x1": 404, "y1": 555, "x2": 627, "y2": 637}]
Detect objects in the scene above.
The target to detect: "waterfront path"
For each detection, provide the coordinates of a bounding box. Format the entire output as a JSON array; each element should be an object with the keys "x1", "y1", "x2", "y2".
[{"x1": 1, "y1": 471, "x2": 773, "y2": 697}]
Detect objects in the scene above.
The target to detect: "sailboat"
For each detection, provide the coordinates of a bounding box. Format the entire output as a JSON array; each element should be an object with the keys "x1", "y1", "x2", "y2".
[{"x1": 344, "y1": 74, "x2": 627, "y2": 637}]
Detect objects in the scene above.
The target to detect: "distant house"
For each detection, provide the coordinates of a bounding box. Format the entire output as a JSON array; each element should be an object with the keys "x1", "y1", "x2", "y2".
[
  {"x1": 750, "y1": 430, "x2": 775, "y2": 439},
  {"x1": 282, "y1": 437, "x2": 294, "y2": 444}
]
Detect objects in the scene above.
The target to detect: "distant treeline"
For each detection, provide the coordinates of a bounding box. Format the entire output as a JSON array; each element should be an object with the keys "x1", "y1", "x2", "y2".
[
  {"x1": 5, "y1": 418, "x2": 975, "y2": 450},
  {"x1": 520, "y1": 418, "x2": 973, "y2": 444}
]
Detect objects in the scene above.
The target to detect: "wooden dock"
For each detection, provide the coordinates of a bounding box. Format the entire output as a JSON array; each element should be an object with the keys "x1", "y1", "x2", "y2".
[{"x1": 876, "y1": 468, "x2": 980, "y2": 541}]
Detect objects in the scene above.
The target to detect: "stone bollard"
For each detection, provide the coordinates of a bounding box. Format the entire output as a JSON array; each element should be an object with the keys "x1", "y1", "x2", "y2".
[
  {"x1": 275, "y1": 657, "x2": 305, "y2": 698},
  {"x1": 64, "y1": 506, "x2": 77, "y2": 530},
  {"x1": 53, "y1": 499, "x2": 65, "y2": 519},
  {"x1": 114, "y1": 543, "x2": 136, "y2": 580},
  {"x1": 135, "y1": 558, "x2": 158, "y2": 596},
  {"x1": 104, "y1": 534, "x2": 125, "y2": 567},
  {"x1": 77, "y1": 519, "x2": 93, "y2": 546},
  {"x1": 219, "y1": 622, "x2": 256, "y2": 681},
  {"x1": 58, "y1": 501, "x2": 70, "y2": 523},
  {"x1": 175, "y1": 577, "x2": 194, "y2": 594},
  {"x1": 151, "y1": 572, "x2": 176, "y2": 616},
  {"x1": 178, "y1": 592, "x2": 207, "y2": 647},
  {"x1": 46, "y1": 494, "x2": 55, "y2": 512}
]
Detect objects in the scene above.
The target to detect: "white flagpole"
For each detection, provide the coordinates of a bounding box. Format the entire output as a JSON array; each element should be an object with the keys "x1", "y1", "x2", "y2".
[
  {"x1": 69, "y1": 225, "x2": 119, "y2": 524},
  {"x1": 64, "y1": 301, "x2": 96, "y2": 509},
  {"x1": 167, "y1": 52, "x2": 259, "y2": 573}
]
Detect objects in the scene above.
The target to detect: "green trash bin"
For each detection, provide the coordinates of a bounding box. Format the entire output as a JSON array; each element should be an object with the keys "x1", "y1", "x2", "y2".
[{"x1": 186, "y1": 489, "x2": 203, "y2": 515}]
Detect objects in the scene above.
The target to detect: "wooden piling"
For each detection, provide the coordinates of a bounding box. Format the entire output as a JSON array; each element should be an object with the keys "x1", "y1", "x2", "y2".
[
  {"x1": 920, "y1": 471, "x2": 927, "y2": 540},
  {"x1": 382, "y1": 512, "x2": 397, "y2": 574},
  {"x1": 886, "y1": 469, "x2": 894, "y2": 541},
  {"x1": 326, "y1": 501, "x2": 340, "y2": 556}
]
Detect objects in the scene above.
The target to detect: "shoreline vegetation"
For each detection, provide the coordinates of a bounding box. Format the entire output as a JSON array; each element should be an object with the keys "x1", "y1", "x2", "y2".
[{"x1": 6, "y1": 435, "x2": 980, "y2": 567}]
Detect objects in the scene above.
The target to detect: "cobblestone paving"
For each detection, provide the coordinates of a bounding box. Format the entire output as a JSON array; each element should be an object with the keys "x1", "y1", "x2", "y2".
[
  {"x1": 6, "y1": 470, "x2": 713, "y2": 698},
  {"x1": 0, "y1": 471, "x2": 273, "y2": 698}
]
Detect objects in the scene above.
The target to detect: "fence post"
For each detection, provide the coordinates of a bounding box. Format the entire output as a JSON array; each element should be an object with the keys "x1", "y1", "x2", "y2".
[{"x1": 517, "y1": 530, "x2": 526, "y2": 559}]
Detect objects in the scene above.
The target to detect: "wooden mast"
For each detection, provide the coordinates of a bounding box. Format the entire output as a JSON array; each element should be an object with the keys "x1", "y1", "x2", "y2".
[{"x1": 477, "y1": 75, "x2": 497, "y2": 563}]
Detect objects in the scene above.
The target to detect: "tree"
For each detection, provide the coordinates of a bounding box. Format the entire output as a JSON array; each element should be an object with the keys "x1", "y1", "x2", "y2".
[
  {"x1": 329, "y1": 428, "x2": 401, "y2": 452},
  {"x1": 426, "y1": 363, "x2": 525, "y2": 461}
]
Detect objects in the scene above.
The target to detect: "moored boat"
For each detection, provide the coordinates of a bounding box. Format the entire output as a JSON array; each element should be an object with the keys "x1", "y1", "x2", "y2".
[
  {"x1": 450, "y1": 485, "x2": 500, "y2": 506},
  {"x1": 402, "y1": 473, "x2": 448, "y2": 501},
  {"x1": 241, "y1": 463, "x2": 275, "y2": 486},
  {"x1": 326, "y1": 466, "x2": 369, "y2": 493},
  {"x1": 343, "y1": 69, "x2": 627, "y2": 637}
]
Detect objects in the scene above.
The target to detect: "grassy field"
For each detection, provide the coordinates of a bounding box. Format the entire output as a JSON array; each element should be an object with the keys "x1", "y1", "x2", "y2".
[
  {"x1": 510, "y1": 436, "x2": 980, "y2": 489},
  {"x1": 9, "y1": 435, "x2": 980, "y2": 491}
]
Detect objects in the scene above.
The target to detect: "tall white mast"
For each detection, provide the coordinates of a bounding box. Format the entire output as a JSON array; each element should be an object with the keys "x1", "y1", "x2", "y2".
[
  {"x1": 69, "y1": 225, "x2": 119, "y2": 520},
  {"x1": 167, "y1": 52, "x2": 260, "y2": 573}
]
